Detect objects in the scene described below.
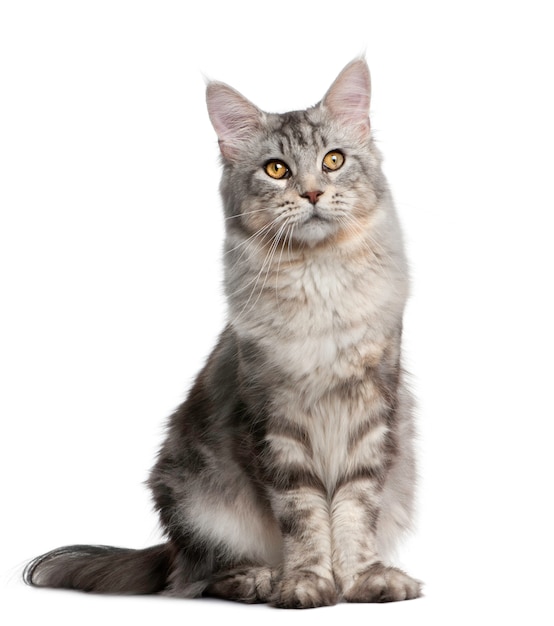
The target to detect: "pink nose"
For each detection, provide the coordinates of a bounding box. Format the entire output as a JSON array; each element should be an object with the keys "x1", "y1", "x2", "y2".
[{"x1": 301, "y1": 190, "x2": 323, "y2": 205}]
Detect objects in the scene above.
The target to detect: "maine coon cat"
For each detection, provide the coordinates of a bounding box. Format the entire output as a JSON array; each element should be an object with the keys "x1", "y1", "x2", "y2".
[{"x1": 25, "y1": 58, "x2": 421, "y2": 608}]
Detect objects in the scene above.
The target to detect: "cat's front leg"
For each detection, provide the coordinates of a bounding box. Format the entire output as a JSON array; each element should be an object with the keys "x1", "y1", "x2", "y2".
[
  {"x1": 269, "y1": 484, "x2": 337, "y2": 609},
  {"x1": 331, "y1": 477, "x2": 421, "y2": 602}
]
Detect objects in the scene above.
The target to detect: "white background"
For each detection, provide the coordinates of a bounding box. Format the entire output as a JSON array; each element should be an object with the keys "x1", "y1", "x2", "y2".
[{"x1": 1, "y1": 1, "x2": 553, "y2": 624}]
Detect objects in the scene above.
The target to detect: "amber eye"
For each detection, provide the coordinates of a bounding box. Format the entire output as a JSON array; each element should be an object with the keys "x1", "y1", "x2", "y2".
[
  {"x1": 264, "y1": 160, "x2": 290, "y2": 180},
  {"x1": 322, "y1": 150, "x2": 345, "y2": 172}
]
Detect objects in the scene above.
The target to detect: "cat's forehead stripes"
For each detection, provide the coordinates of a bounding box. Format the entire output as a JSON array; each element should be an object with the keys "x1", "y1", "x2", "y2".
[{"x1": 270, "y1": 111, "x2": 327, "y2": 157}]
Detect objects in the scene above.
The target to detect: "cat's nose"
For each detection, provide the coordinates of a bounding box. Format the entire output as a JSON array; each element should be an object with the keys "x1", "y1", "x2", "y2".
[{"x1": 301, "y1": 190, "x2": 324, "y2": 205}]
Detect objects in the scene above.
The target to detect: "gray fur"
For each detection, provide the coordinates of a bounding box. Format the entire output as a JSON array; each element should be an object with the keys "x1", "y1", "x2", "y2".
[{"x1": 25, "y1": 58, "x2": 421, "y2": 608}]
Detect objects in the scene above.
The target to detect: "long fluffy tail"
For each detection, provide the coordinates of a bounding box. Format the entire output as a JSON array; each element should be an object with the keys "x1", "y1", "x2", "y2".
[{"x1": 24, "y1": 544, "x2": 173, "y2": 594}]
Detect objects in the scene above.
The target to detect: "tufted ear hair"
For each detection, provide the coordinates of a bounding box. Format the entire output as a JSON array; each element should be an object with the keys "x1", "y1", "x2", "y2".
[
  {"x1": 322, "y1": 58, "x2": 371, "y2": 138},
  {"x1": 206, "y1": 82, "x2": 264, "y2": 161}
]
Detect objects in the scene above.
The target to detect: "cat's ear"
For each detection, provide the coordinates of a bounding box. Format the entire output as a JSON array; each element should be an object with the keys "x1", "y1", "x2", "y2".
[
  {"x1": 206, "y1": 82, "x2": 264, "y2": 161},
  {"x1": 322, "y1": 58, "x2": 371, "y2": 138}
]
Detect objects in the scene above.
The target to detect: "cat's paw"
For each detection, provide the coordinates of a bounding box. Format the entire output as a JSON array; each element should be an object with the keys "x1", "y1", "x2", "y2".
[
  {"x1": 272, "y1": 571, "x2": 338, "y2": 609},
  {"x1": 206, "y1": 566, "x2": 276, "y2": 603},
  {"x1": 343, "y1": 563, "x2": 422, "y2": 603}
]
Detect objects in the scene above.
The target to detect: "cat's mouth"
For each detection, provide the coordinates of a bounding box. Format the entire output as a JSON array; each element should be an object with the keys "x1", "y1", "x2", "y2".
[
  {"x1": 304, "y1": 207, "x2": 331, "y2": 224},
  {"x1": 306, "y1": 214, "x2": 329, "y2": 225},
  {"x1": 293, "y1": 208, "x2": 338, "y2": 245}
]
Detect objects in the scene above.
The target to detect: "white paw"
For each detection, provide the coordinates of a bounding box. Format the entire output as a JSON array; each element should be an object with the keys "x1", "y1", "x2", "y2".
[{"x1": 343, "y1": 563, "x2": 422, "y2": 603}]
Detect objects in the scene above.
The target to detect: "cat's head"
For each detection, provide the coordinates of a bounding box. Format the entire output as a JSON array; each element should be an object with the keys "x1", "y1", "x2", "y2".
[{"x1": 206, "y1": 59, "x2": 386, "y2": 247}]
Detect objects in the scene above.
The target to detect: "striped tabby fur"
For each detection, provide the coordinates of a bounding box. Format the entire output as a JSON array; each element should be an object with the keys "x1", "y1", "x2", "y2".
[{"x1": 25, "y1": 58, "x2": 421, "y2": 608}]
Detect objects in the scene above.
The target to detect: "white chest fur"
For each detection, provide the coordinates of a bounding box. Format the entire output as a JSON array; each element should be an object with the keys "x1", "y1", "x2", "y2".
[
  {"x1": 243, "y1": 249, "x2": 401, "y2": 490},
  {"x1": 245, "y1": 247, "x2": 404, "y2": 389}
]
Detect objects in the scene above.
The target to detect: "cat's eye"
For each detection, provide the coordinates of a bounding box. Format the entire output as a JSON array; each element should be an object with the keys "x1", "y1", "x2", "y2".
[
  {"x1": 322, "y1": 150, "x2": 345, "y2": 172},
  {"x1": 264, "y1": 160, "x2": 290, "y2": 180}
]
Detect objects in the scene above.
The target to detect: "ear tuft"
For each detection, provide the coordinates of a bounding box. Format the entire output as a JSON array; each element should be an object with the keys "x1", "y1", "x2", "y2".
[
  {"x1": 206, "y1": 82, "x2": 263, "y2": 161},
  {"x1": 322, "y1": 58, "x2": 371, "y2": 137}
]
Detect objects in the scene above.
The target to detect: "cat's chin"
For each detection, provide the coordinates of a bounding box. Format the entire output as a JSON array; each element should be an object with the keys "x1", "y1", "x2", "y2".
[{"x1": 293, "y1": 216, "x2": 340, "y2": 247}]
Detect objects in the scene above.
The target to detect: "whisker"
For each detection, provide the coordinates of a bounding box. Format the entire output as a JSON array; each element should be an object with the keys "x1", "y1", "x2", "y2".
[
  {"x1": 224, "y1": 213, "x2": 285, "y2": 259},
  {"x1": 274, "y1": 218, "x2": 294, "y2": 303},
  {"x1": 233, "y1": 221, "x2": 288, "y2": 322},
  {"x1": 225, "y1": 229, "x2": 278, "y2": 299},
  {"x1": 224, "y1": 208, "x2": 271, "y2": 221}
]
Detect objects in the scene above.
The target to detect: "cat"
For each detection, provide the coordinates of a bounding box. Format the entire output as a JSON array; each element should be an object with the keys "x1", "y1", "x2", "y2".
[{"x1": 24, "y1": 58, "x2": 421, "y2": 608}]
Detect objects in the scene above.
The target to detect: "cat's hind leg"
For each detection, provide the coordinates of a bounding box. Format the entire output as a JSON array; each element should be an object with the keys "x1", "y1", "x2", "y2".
[{"x1": 205, "y1": 565, "x2": 277, "y2": 603}]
